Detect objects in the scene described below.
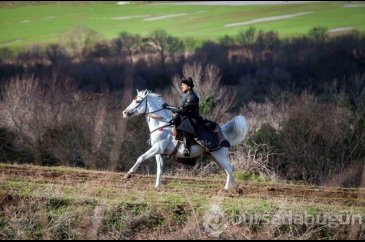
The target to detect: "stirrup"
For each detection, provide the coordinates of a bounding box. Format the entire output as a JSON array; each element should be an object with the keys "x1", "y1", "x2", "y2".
[
  {"x1": 178, "y1": 142, "x2": 190, "y2": 157},
  {"x1": 182, "y1": 148, "x2": 190, "y2": 157}
]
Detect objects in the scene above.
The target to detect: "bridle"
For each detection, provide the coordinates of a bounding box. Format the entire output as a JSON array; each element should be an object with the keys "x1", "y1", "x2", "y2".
[
  {"x1": 132, "y1": 95, "x2": 164, "y2": 116},
  {"x1": 130, "y1": 94, "x2": 173, "y2": 134}
]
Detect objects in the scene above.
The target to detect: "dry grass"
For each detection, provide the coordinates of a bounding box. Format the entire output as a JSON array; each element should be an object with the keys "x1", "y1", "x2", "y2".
[
  {"x1": 322, "y1": 162, "x2": 364, "y2": 188},
  {"x1": 1, "y1": 163, "x2": 364, "y2": 240},
  {"x1": 230, "y1": 143, "x2": 280, "y2": 182}
]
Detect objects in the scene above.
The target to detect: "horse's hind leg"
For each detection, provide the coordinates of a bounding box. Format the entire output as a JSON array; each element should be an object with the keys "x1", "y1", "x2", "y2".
[
  {"x1": 210, "y1": 148, "x2": 236, "y2": 190},
  {"x1": 155, "y1": 154, "x2": 164, "y2": 189}
]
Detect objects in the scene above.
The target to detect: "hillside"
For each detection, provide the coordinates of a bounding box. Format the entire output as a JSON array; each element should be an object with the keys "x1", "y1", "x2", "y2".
[{"x1": 1, "y1": 163, "x2": 364, "y2": 239}]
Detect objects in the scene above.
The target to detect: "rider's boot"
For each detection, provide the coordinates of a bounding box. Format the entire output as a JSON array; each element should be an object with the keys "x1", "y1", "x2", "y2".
[{"x1": 182, "y1": 132, "x2": 191, "y2": 157}]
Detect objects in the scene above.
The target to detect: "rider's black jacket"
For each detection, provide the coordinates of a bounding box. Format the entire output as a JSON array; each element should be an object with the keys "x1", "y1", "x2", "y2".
[
  {"x1": 177, "y1": 90, "x2": 200, "y2": 118},
  {"x1": 167, "y1": 90, "x2": 201, "y2": 137}
]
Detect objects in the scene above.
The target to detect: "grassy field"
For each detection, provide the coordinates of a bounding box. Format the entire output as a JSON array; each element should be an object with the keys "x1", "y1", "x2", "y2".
[
  {"x1": 0, "y1": 163, "x2": 364, "y2": 239},
  {"x1": 0, "y1": 1, "x2": 365, "y2": 49}
]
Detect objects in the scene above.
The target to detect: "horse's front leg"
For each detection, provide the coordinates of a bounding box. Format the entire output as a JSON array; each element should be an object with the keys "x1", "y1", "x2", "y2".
[{"x1": 124, "y1": 143, "x2": 162, "y2": 179}]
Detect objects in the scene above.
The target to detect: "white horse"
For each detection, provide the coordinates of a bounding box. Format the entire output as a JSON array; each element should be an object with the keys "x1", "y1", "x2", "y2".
[{"x1": 122, "y1": 90, "x2": 249, "y2": 190}]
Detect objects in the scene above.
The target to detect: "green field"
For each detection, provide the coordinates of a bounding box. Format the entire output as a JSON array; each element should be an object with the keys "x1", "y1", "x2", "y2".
[{"x1": 0, "y1": 1, "x2": 365, "y2": 48}]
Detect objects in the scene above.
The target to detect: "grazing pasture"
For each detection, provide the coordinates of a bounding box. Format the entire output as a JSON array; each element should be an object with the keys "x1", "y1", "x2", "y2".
[{"x1": 0, "y1": 1, "x2": 364, "y2": 48}]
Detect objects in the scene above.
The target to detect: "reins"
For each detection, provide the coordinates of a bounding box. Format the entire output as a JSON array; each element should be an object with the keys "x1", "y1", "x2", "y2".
[
  {"x1": 134, "y1": 95, "x2": 173, "y2": 134},
  {"x1": 149, "y1": 124, "x2": 173, "y2": 134}
]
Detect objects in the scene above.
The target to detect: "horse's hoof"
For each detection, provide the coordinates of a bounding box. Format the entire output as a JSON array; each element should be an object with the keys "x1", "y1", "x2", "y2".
[
  {"x1": 123, "y1": 173, "x2": 132, "y2": 180},
  {"x1": 218, "y1": 189, "x2": 229, "y2": 196},
  {"x1": 236, "y1": 187, "x2": 244, "y2": 195},
  {"x1": 231, "y1": 184, "x2": 244, "y2": 195},
  {"x1": 219, "y1": 186, "x2": 243, "y2": 197}
]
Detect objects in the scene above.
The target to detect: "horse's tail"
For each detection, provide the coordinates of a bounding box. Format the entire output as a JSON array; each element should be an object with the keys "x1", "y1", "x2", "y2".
[{"x1": 221, "y1": 116, "x2": 249, "y2": 147}]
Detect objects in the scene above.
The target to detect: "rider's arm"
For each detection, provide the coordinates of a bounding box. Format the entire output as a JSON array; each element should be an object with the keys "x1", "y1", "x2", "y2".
[{"x1": 162, "y1": 103, "x2": 180, "y2": 113}]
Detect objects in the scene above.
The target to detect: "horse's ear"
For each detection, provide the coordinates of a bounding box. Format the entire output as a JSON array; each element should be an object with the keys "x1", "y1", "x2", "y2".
[{"x1": 136, "y1": 89, "x2": 140, "y2": 94}]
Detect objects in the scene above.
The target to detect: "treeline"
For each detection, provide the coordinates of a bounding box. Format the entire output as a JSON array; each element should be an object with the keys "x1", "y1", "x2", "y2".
[{"x1": 1, "y1": 27, "x2": 364, "y2": 103}]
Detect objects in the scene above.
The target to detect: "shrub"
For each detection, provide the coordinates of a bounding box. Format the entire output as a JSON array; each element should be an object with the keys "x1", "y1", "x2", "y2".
[
  {"x1": 248, "y1": 92, "x2": 365, "y2": 185},
  {"x1": 0, "y1": 128, "x2": 33, "y2": 163},
  {"x1": 39, "y1": 124, "x2": 90, "y2": 167},
  {"x1": 247, "y1": 123, "x2": 280, "y2": 152},
  {"x1": 308, "y1": 26, "x2": 328, "y2": 42}
]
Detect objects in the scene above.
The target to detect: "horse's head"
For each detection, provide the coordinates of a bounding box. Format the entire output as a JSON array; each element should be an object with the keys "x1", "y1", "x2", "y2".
[{"x1": 123, "y1": 89, "x2": 151, "y2": 119}]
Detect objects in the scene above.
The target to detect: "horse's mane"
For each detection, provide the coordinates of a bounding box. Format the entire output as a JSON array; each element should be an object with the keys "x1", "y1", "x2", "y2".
[
  {"x1": 148, "y1": 93, "x2": 165, "y2": 105},
  {"x1": 140, "y1": 90, "x2": 172, "y2": 119}
]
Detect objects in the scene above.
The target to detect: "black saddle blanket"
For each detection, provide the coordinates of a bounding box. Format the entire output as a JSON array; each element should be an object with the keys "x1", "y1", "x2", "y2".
[{"x1": 195, "y1": 121, "x2": 230, "y2": 152}]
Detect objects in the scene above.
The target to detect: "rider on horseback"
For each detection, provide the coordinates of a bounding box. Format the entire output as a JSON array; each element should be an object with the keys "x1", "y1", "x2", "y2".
[
  {"x1": 163, "y1": 77, "x2": 200, "y2": 157},
  {"x1": 163, "y1": 77, "x2": 231, "y2": 157}
]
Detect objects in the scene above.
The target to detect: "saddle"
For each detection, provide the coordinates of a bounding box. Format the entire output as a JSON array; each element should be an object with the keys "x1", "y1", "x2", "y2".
[
  {"x1": 172, "y1": 120, "x2": 230, "y2": 152},
  {"x1": 195, "y1": 126, "x2": 230, "y2": 152}
]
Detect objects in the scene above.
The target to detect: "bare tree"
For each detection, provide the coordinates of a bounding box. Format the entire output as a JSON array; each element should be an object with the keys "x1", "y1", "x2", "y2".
[
  {"x1": 145, "y1": 29, "x2": 185, "y2": 69},
  {"x1": 361, "y1": 161, "x2": 365, "y2": 189},
  {"x1": 236, "y1": 26, "x2": 257, "y2": 62},
  {"x1": 60, "y1": 26, "x2": 101, "y2": 57},
  {"x1": 107, "y1": 102, "x2": 126, "y2": 171},
  {"x1": 0, "y1": 75, "x2": 75, "y2": 164},
  {"x1": 108, "y1": 63, "x2": 135, "y2": 170},
  {"x1": 113, "y1": 32, "x2": 143, "y2": 65},
  {"x1": 219, "y1": 34, "x2": 235, "y2": 61}
]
